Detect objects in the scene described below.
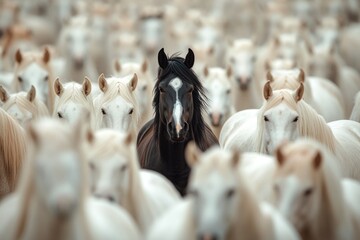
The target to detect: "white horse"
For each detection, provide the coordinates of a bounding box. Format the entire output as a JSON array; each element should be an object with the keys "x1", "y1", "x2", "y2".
[
  {"x1": 55, "y1": 17, "x2": 98, "y2": 83},
  {"x1": 113, "y1": 60, "x2": 154, "y2": 128},
  {"x1": 266, "y1": 68, "x2": 345, "y2": 122},
  {"x1": 86, "y1": 129, "x2": 180, "y2": 233},
  {"x1": 0, "y1": 85, "x2": 49, "y2": 126},
  {"x1": 306, "y1": 43, "x2": 360, "y2": 117},
  {"x1": 147, "y1": 144, "x2": 300, "y2": 240},
  {"x1": 202, "y1": 66, "x2": 235, "y2": 139},
  {"x1": 350, "y1": 91, "x2": 360, "y2": 122},
  {"x1": 272, "y1": 139, "x2": 360, "y2": 240},
  {"x1": 0, "y1": 118, "x2": 141, "y2": 240},
  {"x1": 220, "y1": 83, "x2": 360, "y2": 180},
  {"x1": 226, "y1": 39, "x2": 262, "y2": 111},
  {"x1": 94, "y1": 74, "x2": 139, "y2": 136},
  {"x1": 13, "y1": 48, "x2": 55, "y2": 113}
]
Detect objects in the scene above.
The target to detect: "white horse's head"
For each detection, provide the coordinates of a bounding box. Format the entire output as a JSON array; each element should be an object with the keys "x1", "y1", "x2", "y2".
[
  {"x1": 272, "y1": 140, "x2": 330, "y2": 231},
  {"x1": 95, "y1": 74, "x2": 139, "y2": 133},
  {"x1": 87, "y1": 129, "x2": 135, "y2": 204},
  {"x1": 53, "y1": 77, "x2": 94, "y2": 127},
  {"x1": 186, "y1": 143, "x2": 241, "y2": 240},
  {"x1": 0, "y1": 85, "x2": 49, "y2": 126},
  {"x1": 260, "y1": 82, "x2": 304, "y2": 154},
  {"x1": 27, "y1": 118, "x2": 85, "y2": 218},
  {"x1": 202, "y1": 67, "x2": 233, "y2": 127},
  {"x1": 13, "y1": 48, "x2": 52, "y2": 105},
  {"x1": 227, "y1": 39, "x2": 256, "y2": 90},
  {"x1": 61, "y1": 21, "x2": 92, "y2": 70}
]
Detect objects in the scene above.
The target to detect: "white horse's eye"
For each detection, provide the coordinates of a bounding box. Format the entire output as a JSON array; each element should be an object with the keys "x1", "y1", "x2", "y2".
[
  {"x1": 18, "y1": 76, "x2": 23, "y2": 82},
  {"x1": 101, "y1": 108, "x2": 106, "y2": 115},
  {"x1": 293, "y1": 116, "x2": 299, "y2": 122},
  {"x1": 273, "y1": 184, "x2": 280, "y2": 194},
  {"x1": 57, "y1": 112, "x2": 63, "y2": 118},
  {"x1": 120, "y1": 165, "x2": 127, "y2": 172},
  {"x1": 129, "y1": 108, "x2": 134, "y2": 115},
  {"x1": 226, "y1": 89, "x2": 231, "y2": 94},
  {"x1": 264, "y1": 116, "x2": 269, "y2": 122},
  {"x1": 44, "y1": 75, "x2": 49, "y2": 81},
  {"x1": 225, "y1": 188, "x2": 235, "y2": 199},
  {"x1": 142, "y1": 85, "x2": 147, "y2": 91},
  {"x1": 89, "y1": 162, "x2": 95, "y2": 171},
  {"x1": 303, "y1": 187, "x2": 313, "y2": 197}
]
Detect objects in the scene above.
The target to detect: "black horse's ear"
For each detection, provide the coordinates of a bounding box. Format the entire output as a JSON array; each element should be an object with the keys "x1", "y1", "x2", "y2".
[
  {"x1": 184, "y1": 48, "x2": 195, "y2": 68},
  {"x1": 158, "y1": 48, "x2": 168, "y2": 69}
]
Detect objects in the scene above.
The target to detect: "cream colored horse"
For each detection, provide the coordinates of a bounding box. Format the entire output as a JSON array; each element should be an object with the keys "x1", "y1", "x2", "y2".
[
  {"x1": 0, "y1": 85, "x2": 49, "y2": 126},
  {"x1": 147, "y1": 144, "x2": 300, "y2": 240},
  {"x1": 86, "y1": 129, "x2": 180, "y2": 233},
  {"x1": 273, "y1": 139, "x2": 360, "y2": 240},
  {"x1": 0, "y1": 118, "x2": 141, "y2": 240},
  {"x1": 202, "y1": 67, "x2": 235, "y2": 139},
  {"x1": 0, "y1": 108, "x2": 26, "y2": 201},
  {"x1": 12, "y1": 48, "x2": 55, "y2": 113},
  {"x1": 94, "y1": 74, "x2": 139, "y2": 136},
  {"x1": 113, "y1": 60, "x2": 154, "y2": 128},
  {"x1": 220, "y1": 83, "x2": 360, "y2": 180},
  {"x1": 53, "y1": 77, "x2": 97, "y2": 130}
]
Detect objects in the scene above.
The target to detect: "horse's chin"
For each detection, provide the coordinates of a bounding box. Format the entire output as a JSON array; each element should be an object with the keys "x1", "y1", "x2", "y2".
[{"x1": 169, "y1": 136, "x2": 186, "y2": 143}]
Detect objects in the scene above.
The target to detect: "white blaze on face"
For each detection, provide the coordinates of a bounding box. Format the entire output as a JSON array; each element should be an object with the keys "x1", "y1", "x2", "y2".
[{"x1": 169, "y1": 77, "x2": 183, "y2": 137}]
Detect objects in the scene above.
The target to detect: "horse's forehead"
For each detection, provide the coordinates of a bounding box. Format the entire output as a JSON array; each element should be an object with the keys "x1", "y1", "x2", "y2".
[
  {"x1": 98, "y1": 153, "x2": 128, "y2": 169},
  {"x1": 107, "y1": 95, "x2": 132, "y2": 108},
  {"x1": 265, "y1": 102, "x2": 297, "y2": 116},
  {"x1": 21, "y1": 62, "x2": 47, "y2": 76},
  {"x1": 168, "y1": 77, "x2": 183, "y2": 91}
]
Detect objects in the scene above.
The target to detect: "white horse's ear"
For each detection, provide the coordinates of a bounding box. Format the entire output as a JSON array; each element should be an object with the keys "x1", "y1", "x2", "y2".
[
  {"x1": 128, "y1": 73, "x2": 138, "y2": 91},
  {"x1": 226, "y1": 66, "x2": 232, "y2": 78},
  {"x1": 313, "y1": 150, "x2": 322, "y2": 169},
  {"x1": 27, "y1": 85, "x2": 36, "y2": 102},
  {"x1": 263, "y1": 81, "x2": 273, "y2": 100},
  {"x1": 141, "y1": 60, "x2": 148, "y2": 73},
  {"x1": 98, "y1": 73, "x2": 108, "y2": 92},
  {"x1": 54, "y1": 78, "x2": 64, "y2": 96},
  {"x1": 266, "y1": 71, "x2": 274, "y2": 82},
  {"x1": 298, "y1": 69, "x2": 305, "y2": 83},
  {"x1": 15, "y1": 49, "x2": 22, "y2": 64},
  {"x1": 82, "y1": 77, "x2": 92, "y2": 96},
  {"x1": 0, "y1": 86, "x2": 9, "y2": 102},
  {"x1": 203, "y1": 66, "x2": 209, "y2": 77},
  {"x1": 114, "y1": 60, "x2": 121, "y2": 73},
  {"x1": 185, "y1": 141, "x2": 201, "y2": 167},
  {"x1": 43, "y1": 47, "x2": 50, "y2": 64},
  {"x1": 293, "y1": 82, "x2": 304, "y2": 102},
  {"x1": 231, "y1": 149, "x2": 241, "y2": 167}
]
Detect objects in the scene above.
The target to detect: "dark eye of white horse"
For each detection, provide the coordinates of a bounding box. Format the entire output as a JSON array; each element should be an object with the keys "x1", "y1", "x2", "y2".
[
  {"x1": 120, "y1": 165, "x2": 127, "y2": 172},
  {"x1": 303, "y1": 187, "x2": 313, "y2": 197},
  {"x1": 44, "y1": 75, "x2": 49, "y2": 81},
  {"x1": 129, "y1": 108, "x2": 134, "y2": 115},
  {"x1": 264, "y1": 116, "x2": 269, "y2": 122},
  {"x1": 293, "y1": 116, "x2": 299, "y2": 122},
  {"x1": 226, "y1": 188, "x2": 235, "y2": 199},
  {"x1": 18, "y1": 76, "x2": 23, "y2": 82},
  {"x1": 273, "y1": 184, "x2": 280, "y2": 194},
  {"x1": 101, "y1": 108, "x2": 106, "y2": 115},
  {"x1": 142, "y1": 85, "x2": 147, "y2": 91},
  {"x1": 226, "y1": 89, "x2": 231, "y2": 94},
  {"x1": 57, "y1": 112, "x2": 63, "y2": 118},
  {"x1": 89, "y1": 162, "x2": 95, "y2": 171}
]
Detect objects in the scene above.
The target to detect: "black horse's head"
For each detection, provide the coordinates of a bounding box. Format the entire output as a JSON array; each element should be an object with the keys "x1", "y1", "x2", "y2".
[{"x1": 153, "y1": 48, "x2": 206, "y2": 143}]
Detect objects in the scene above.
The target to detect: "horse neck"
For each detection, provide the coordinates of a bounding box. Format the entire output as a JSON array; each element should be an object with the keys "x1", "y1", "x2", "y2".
[
  {"x1": 228, "y1": 180, "x2": 266, "y2": 240},
  {"x1": 20, "y1": 193, "x2": 90, "y2": 240}
]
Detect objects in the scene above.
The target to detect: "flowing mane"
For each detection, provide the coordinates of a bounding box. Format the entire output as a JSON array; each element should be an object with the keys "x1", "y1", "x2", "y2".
[
  {"x1": 255, "y1": 89, "x2": 336, "y2": 153},
  {"x1": 0, "y1": 108, "x2": 26, "y2": 198},
  {"x1": 153, "y1": 54, "x2": 209, "y2": 149}
]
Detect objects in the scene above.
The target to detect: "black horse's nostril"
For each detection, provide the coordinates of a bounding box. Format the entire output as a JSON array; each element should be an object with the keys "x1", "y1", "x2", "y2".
[{"x1": 182, "y1": 122, "x2": 189, "y2": 133}]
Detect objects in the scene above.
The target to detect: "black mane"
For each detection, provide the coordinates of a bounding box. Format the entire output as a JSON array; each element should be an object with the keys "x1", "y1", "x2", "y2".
[{"x1": 152, "y1": 54, "x2": 208, "y2": 146}]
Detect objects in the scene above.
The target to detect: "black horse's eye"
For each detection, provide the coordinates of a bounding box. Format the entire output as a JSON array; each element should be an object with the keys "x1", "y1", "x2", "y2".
[
  {"x1": 129, "y1": 108, "x2": 134, "y2": 114},
  {"x1": 188, "y1": 87, "x2": 194, "y2": 94},
  {"x1": 264, "y1": 116, "x2": 269, "y2": 122},
  {"x1": 18, "y1": 76, "x2": 23, "y2": 82},
  {"x1": 293, "y1": 116, "x2": 299, "y2": 122},
  {"x1": 101, "y1": 108, "x2": 106, "y2": 115},
  {"x1": 57, "y1": 112, "x2": 63, "y2": 118},
  {"x1": 159, "y1": 87, "x2": 165, "y2": 93}
]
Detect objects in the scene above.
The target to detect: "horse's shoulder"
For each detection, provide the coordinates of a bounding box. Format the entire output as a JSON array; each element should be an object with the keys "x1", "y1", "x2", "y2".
[{"x1": 136, "y1": 119, "x2": 155, "y2": 146}]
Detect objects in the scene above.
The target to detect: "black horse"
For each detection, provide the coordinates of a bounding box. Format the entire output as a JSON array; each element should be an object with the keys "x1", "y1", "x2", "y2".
[{"x1": 137, "y1": 48, "x2": 218, "y2": 195}]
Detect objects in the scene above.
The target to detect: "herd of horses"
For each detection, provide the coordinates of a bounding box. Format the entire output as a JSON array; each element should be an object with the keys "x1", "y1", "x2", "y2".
[{"x1": 1, "y1": 0, "x2": 360, "y2": 239}]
